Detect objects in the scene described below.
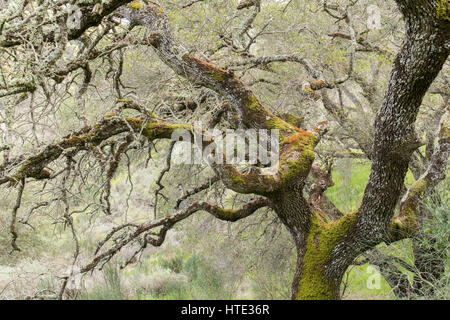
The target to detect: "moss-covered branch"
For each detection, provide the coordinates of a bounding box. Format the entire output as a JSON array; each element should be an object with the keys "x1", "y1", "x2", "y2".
[
  {"x1": 0, "y1": 115, "x2": 197, "y2": 185},
  {"x1": 82, "y1": 197, "x2": 270, "y2": 273},
  {"x1": 390, "y1": 113, "x2": 450, "y2": 242},
  {"x1": 128, "y1": 3, "x2": 299, "y2": 134}
]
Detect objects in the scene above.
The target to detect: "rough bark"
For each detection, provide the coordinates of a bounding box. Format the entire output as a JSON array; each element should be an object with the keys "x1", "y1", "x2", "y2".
[{"x1": 322, "y1": 0, "x2": 449, "y2": 298}]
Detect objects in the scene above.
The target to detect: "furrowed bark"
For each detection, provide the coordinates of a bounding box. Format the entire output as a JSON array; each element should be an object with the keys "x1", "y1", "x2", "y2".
[
  {"x1": 321, "y1": 0, "x2": 449, "y2": 298},
  {"x1": 2, "y1": 0, "x2": 448, "y2": 301},
  {"x1": 122, "y1": 2, "x2": 449, "y2": 300}
]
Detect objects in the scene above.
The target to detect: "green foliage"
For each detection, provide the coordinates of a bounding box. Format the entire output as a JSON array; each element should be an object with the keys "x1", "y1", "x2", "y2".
[
  {"x1": 411, "y1": 186, "x2": 450, "y2": 299},
  {"x1": 160, "y1": 252, "x2": 184, "y2": 274},
  {"x1": 325, "y1": 159, "x2": 371, "y2": 212},
  {"x1": 80, "y1": 266, "x2": 124, "y2": 300},
  {"x1": 326, "y1": 159, "x2": 415, "y2": 213},
  {"x1": 182, "y1": 254, "x2": 226, "y2": 299},
  {"x1": 341, "y1": 263, "x2": 395, "y2": 300},
  {"x1": 80, "y1": 251, "x2": 236, "y2": 300},
  {"x1": 422, "y1": 186, "x2": 449, "y2": 254}
]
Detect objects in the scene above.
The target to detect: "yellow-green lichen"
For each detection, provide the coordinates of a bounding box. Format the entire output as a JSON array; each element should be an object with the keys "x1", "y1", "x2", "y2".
[
  {"x1": 231, "y1": 174, "x2": 245, "y2": 185},
  {"x1": 296, "y1": 211, "x2": 358, "y2": 300},
  {"x1": 436, "y1": 0, "x2": 450, "y2": 21},
  {"x1": 245, "y1": 94, "x2": 262, "y2": 111},
  {"x1": 279, "y1": 133, "x2": 317, "y2": 182},
  {"x1": 129, "y1": 1, "x2": 145, "y2": 10}
]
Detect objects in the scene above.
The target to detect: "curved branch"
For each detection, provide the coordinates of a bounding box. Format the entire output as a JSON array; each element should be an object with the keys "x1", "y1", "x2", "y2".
[
  {"x1": 82, "y1": 197, "x2": 271, "y2": 273},
  {"x1": 0, "y1": 115, "x2": 195, "y2": 185},
  {"x1": 390, "y1": 112, "x2": 450, "y2": 242},
  {"x1": 175, "y1": 176, "x2": 220, "y2": 209},
  {"x1": 127, "y1": 3, "x2": 296, "y2": 133}
]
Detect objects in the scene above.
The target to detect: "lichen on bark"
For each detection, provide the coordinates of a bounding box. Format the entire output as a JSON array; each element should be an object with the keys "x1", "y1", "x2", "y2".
[
  {"x1": 295, "y1": 211, "x2": 358, "y2": 299},
  {"x1": 436, "y1": 0, "x2": 450, "y2": 21}
]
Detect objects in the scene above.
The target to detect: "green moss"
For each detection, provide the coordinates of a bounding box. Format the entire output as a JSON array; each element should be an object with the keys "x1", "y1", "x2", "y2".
[
  {"x1": 216, "y1": 208, "x2": 237, "y2": 221},
  {"x1": 210, "y1": 73, "x2": 224, "y2": 82},
  {"x1": 391, "y1": 210, "x2": 418, "y2": 241},
  {"x1": 436, "y1": 0, "x2": 450, "y2": 21},
  {"x1": 280, "y1": 149, "x2": 315, "y2": 180},
  {"x1": 138, "y1": 121, "x2": 192, "y2": 140},
  {"x1": 129, "y1": 1, "x2": 145, "y2": 10},
  {"x1": 244, "y1": 95, "x2": 294, "y2": 132},
  {"x1": 284, "y1": 114, "x2": 304, "y2": 128},
  {"x1": 390, "y1": 178, "x2": 428, "y2": 240},
  {"x1": 231, "y1": 174, "x2": 245, "y2": 184},
  {"x1": 407, "y1": 178, "x2": 428, "y2": 199},
  {"x1": 241, "y1": 95, "x2": 296, "y2": 132},
  {"x1": 279, "y1": 133, "x2": 317, "y2": 182},
  {"x1": 62, "y1": 135, "x2": 88, "y2": 146},
  {"x1": 296, "y1": 211, "x2": 358, "y2": 300},
  {"x1": 13, "y1": 173, "x2": 23, "y2": 181},
  {"x1": 16, "y1": 160, "x2": 31, "y2": 173},
  {"x1": 246, "y1": 95, "x2": 260, "y2": 111},
  {"x1": 266, "y1": 117, "x2": 293, "y2": 131}
]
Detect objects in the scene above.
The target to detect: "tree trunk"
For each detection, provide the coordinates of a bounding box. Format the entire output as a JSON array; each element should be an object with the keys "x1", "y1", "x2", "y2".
[
  {"x1": 269, "y1": 188, "x2": 358, "y2": 300},
  {"x1": 292, "y1": 211, "x2": 359, "y2": 299}
]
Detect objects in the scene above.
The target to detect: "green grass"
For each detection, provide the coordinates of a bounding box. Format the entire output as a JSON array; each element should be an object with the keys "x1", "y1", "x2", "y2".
[
  {"x1": 79, "y1": 266, "x2": 124, "y2": 300},
  {"x1": 324, "y1": 159, "x2": 418, "y2": 299},
  {"x1": 326, "y1": 159, "x2": 416, "y2": 213},
  {"x1": 325, "y1": 159, "x2": 371, "y2": 213},
  {"x1": 341, "y1": 263, "x2": 395, "y2": 300}
]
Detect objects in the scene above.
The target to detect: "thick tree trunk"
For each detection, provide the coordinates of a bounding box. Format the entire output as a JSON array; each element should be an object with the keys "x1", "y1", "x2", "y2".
[
  {"x1": 271, "y1": 0, "x2": 448, "y2": 300},
  {"x1": 123, "y1": 0, "x2": 448, "y2": 299},
  {"x1": 315, "y1": 1, "x2": 449, "y2": 297},
  {"x1": 290, "y1": 211, "x2": 358, "y2": 300},
  {"x1": 269, "y1": 188, "x2": 358, "y2": 300}
]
